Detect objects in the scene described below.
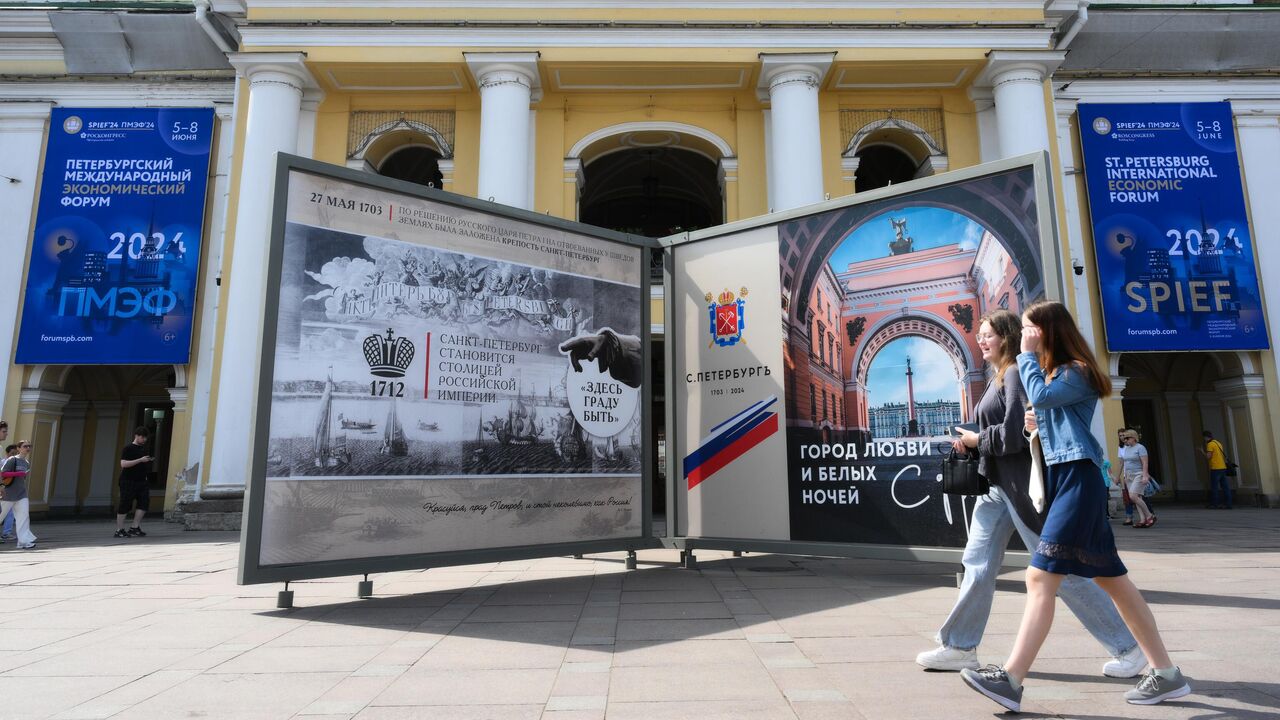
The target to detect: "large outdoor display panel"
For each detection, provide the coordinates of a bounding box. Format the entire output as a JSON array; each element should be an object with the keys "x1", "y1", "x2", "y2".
[
  {"x1": 241, "y1": 157, "x2": 652, "y2": 583},
  {"x1": 672, "y1": 155, "x2": 1059, "y2": 553},
  {"x1": 1078, "y1": 102, "x2": 1268, "y2": 352},
  {"x1": 16, "y1": 107, "x2": 214, "y2": 364}
]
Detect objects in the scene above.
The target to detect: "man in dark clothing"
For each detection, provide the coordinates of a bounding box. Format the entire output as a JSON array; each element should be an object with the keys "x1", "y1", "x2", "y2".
[{"x1": 115, "y1": 427, "x2": 153, "y2": 538}]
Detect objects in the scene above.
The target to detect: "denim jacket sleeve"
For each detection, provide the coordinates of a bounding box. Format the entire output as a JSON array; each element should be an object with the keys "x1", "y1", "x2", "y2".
[
  {"x1": 1017, "y1": 352, "x2": 1097, "y2": 409},
  {"x1": 979, "y1": 365, "x2": 1029, "y2": 459}
]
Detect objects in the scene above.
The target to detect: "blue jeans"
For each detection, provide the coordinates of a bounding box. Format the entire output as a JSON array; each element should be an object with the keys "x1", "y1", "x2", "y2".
[
  {"x1": 1, "y1": 506, "x2": 13, "y2": 536},
  {"x1": 1209, "y1": 469, "x2": 1232, "y2": 508},
  {"x1": 937, "y1": 484, "x2": 1137, "y2": 656}
]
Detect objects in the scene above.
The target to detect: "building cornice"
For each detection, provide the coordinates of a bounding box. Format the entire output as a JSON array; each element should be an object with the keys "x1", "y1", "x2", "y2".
[
  {"x1": 240, "y1": 25, "x2": 1054, "y2": 50},
  {"x1": 1056, "y1": 79, "x2": 1280, "y2": 115},
  {"x1": 0, "y1": 79, "x2": 234, "y2": 105}
]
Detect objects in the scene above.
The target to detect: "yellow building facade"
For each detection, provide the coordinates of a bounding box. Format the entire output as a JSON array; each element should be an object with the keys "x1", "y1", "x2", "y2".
[{"x1": 2, "y1": 1, "x2": 1279, "y2": 523}]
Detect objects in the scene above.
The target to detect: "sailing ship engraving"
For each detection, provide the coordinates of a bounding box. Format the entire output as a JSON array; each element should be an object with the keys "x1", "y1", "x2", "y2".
[{"x1": 313, "y1": 370, "x2": 350, "y2": 468}]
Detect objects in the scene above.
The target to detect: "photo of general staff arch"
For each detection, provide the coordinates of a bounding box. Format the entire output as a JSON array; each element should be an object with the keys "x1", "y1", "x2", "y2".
[{"x1": 780, "y1": 166, "x2": 1047, "y2": 547}]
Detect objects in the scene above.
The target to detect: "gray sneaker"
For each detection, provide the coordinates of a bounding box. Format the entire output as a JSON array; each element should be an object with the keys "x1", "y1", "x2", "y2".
[
  {"x1": 1124, "y1": 668, "x2": 1191, "y2": 705},
  {"x1": 961, "y1": 665, "x2": 1022, "y2": 712}
]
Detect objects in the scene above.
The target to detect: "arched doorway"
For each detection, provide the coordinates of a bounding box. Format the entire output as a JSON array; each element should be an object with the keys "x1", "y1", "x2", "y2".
[
  {"x1": 347, "y1": 117, "x2": 454, "y2": 191},
  {"x1": 1116, "y1": 351, "x2": 1262, "y2": 505},
  {"x1": 844, "y1": 116, "x2": 950, "y2": 193},
  {"x1": 857, "y1": 317, "x2": 975, "y2": 438},
  {"x1": 854, "y1": 145, "x2": 918, "y2": 192},
  {"x1": 378, "y1": 145, "x2": 444, "y2": 189},
  {"x1": 578, "y1": 147, "x2": 722, "y2": 238}
]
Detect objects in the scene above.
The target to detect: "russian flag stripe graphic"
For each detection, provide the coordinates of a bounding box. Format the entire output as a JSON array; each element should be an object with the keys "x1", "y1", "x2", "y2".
[{"x1": 684, "y1": 396, "x2": 779, "y2": 490}]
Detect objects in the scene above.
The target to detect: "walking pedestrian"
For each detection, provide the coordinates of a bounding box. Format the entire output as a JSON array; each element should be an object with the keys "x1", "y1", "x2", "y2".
[
  {"x1": 0, "y1": 440, "x2": 38, "y2": 549},
  {"x1": 0, "y1": 444, "x2": 15, "y2": 541},
  {"x1": 1201, "y1": 431, "x2": 1232, "y2": 509},
  {"x1": 114, "y1": 427, "x2": 153, "y2": 538},
  {"x1": 1119, "y1": 429, "x2": 1156, "y2": 528},
  {"x1": 959, "y1": 300, "x2": 1190, "y2": 711},
  {"x1": 915, "y1": 309, "x2": 1144, "y2": 679}
]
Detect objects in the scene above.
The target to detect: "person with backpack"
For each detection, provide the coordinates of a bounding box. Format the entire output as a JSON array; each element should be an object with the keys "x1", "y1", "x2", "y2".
[{"x1": 1201, "y1": 431, "x2": 1232, "y2": 509}]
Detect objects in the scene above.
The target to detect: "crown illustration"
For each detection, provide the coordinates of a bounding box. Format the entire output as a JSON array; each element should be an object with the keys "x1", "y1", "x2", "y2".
[
  {"x1": 362, "y1": 328, "x2": 415, "y2": 378},
  {"x1": 718, "y1": 289, "x2": 736, "y2": 305}
]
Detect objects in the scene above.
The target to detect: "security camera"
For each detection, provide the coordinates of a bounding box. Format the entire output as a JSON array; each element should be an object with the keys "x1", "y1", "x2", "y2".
[{"x1": 1071, "y1": 257, "x2": 1085, "y2": 276}]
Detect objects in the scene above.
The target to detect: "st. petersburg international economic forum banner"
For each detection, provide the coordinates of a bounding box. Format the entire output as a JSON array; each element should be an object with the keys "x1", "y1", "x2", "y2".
[
  {"x1": 16, "y1": 107, "x2": 214, "y2": 364},
  {"x1": 1078, "y1": 102, "x2": 1268, "y2": 352}
]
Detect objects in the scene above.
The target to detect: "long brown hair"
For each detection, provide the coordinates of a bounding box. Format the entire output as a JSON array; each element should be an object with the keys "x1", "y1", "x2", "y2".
[
  {"x1": 980, "y1": 309, "x2": 1022, "y2": 388},
  {"x1": 1023, "y1": 300, "x2": 1111, "y2": 397}
]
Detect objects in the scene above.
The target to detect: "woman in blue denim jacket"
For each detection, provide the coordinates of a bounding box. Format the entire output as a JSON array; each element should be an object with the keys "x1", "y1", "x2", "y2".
[
  {"x1": 960, "y1": 301, "x2": 1190, "y2": 712},
  {"x1": 915, "y1": 310, "x2": 1140, "y2": 678}
]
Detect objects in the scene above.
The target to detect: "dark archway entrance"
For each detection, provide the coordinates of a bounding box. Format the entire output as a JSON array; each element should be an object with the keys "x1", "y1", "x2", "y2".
[
  {"x1": 579, "y1": 147, "x2": 722, "y2": 239},
  {"x1": 378, "y1": 146, "x2": 444, "y2": 189},
  {"x1": 854, "y1": 145, "x2": 918, "y2": 193}
]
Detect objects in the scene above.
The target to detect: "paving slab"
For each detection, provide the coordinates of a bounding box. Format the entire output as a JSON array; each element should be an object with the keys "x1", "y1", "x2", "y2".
[{"x1": 0, "y1": 508, "x2": 1275, "y2": 719}]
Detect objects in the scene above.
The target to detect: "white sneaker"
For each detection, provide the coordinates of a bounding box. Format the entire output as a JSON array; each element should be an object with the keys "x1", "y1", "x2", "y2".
[
  {"x1": 916, "y1": 645, "x2": 979, "y2": 671},
  {"x1": 1103, "y1": 644, "x2": 1147, "y2": 678}
]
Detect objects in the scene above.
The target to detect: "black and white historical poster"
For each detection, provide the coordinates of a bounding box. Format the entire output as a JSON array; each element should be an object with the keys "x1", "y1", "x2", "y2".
[{"x1": 256, "y1": 170, "x2": 645, "y2": 567}]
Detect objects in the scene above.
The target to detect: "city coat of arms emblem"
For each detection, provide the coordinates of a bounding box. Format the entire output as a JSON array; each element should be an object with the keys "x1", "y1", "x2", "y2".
[{"x1": 706, "y1": 287, "x2": 748, "y2": 347}]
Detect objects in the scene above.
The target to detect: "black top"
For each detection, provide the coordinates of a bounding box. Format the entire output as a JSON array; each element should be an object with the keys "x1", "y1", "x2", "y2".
[
  {"x1": 976, "y1": 364, "x2": 1042, "y2": 534},
  {"x1": 119, "y1": 442, "x2": 150, "y2": 485}
]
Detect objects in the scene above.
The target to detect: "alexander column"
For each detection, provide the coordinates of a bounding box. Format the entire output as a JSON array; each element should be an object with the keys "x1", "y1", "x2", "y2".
[{"x1": 905, "y1": 357, "x2": 919, "y2": 436}]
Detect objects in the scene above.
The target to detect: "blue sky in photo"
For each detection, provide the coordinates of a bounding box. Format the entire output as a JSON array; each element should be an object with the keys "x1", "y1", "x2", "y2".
[
  {"x1": 866, "y1": 337, "x2": 962, "y2": 407},
  {"x1": 828, "y1": 206, "x2": 986, "y2": 271}
]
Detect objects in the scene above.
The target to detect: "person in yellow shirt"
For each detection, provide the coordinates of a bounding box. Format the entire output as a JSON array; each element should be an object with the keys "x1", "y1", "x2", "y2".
[{"x1": 1200, "y1": 431, "x2": 1231, "y2": 509}]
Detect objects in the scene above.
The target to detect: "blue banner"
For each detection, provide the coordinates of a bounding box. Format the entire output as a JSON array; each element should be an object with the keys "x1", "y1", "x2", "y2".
[
  {"x1": 1078, "y1": 102, "x2": 1267, "y2": 352},
  {"x1": 16, "y1": 107, "x2": 214, "y2": 364}
]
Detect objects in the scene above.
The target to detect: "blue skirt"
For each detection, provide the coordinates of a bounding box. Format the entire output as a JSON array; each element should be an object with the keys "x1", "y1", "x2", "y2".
[{"x1": 1031, "y1": 459, "x2": 1128, "y2": 578}]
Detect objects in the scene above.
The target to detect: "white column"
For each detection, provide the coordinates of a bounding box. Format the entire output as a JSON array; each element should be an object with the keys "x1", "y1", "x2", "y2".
[
  {"x1": 466, "y1": 53, "x2": 540, "y2": 209},
  {"x1": 183, "y1": 101, "x2": 236, "y2": 499},
  {"x1": 207, "y1": 54, "x2": 312, "y2": 491},
  {"x1": 49, "y1": 400, "x2": 89, "y2": 509},
  {"x1": 0, "y1": 103, "x2": 51, "y2": 414},
  {"x1": 296, "y1": 88, "x2": 325, "y2": 160},
  {"x1": 763, "y1": 110, "x2": 777, "y2": 210},
  {"x1": 975, "y1": 52, "x2": 1064, "y2": 159},
  {"x1": 759, "y1": 53, "x2": 832, "y2": 211},
  {"x1": 1236, "y1": 106, "x2": 1280, "y2": 385},
  {"x1": 968, "y1": 88, "x2": 1000, "y2": 163},
  {"x1": 86, "y1": 404, "x2": 123, "y2": 509}
]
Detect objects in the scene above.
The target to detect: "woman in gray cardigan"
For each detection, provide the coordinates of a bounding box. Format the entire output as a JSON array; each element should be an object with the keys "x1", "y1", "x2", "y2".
[{"x1": 914, "y1": 309, "x2": 1142, "y2": 677}]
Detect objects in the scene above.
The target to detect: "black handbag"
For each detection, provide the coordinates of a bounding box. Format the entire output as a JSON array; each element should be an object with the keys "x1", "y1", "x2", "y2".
[
  {"x1": 942, "y1": 448, "x2": 989, "y2": 496},
  {"x1": 1225, "y1": 462, "x2": 1238, "y2": 478}
]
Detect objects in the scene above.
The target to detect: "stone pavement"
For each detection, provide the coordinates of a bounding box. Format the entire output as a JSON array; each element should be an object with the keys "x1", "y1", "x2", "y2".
[{"x1": 1, "y1": 507, "x2": 1278, "y2": 720}]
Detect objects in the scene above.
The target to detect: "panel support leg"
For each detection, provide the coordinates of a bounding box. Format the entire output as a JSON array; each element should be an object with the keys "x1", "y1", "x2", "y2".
[
  {"x1": 358, "y1": 574, "x2": 373, "y2": 599},
  {"x1": 625, "y1": 550, "x2": 637, "y2": 570},
  {"x1": 276, "y1": 581, "x2": 294, "y2": 609},
  {"x1": 684, "y1": 551, "x2": 698, "y2": 570}
]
